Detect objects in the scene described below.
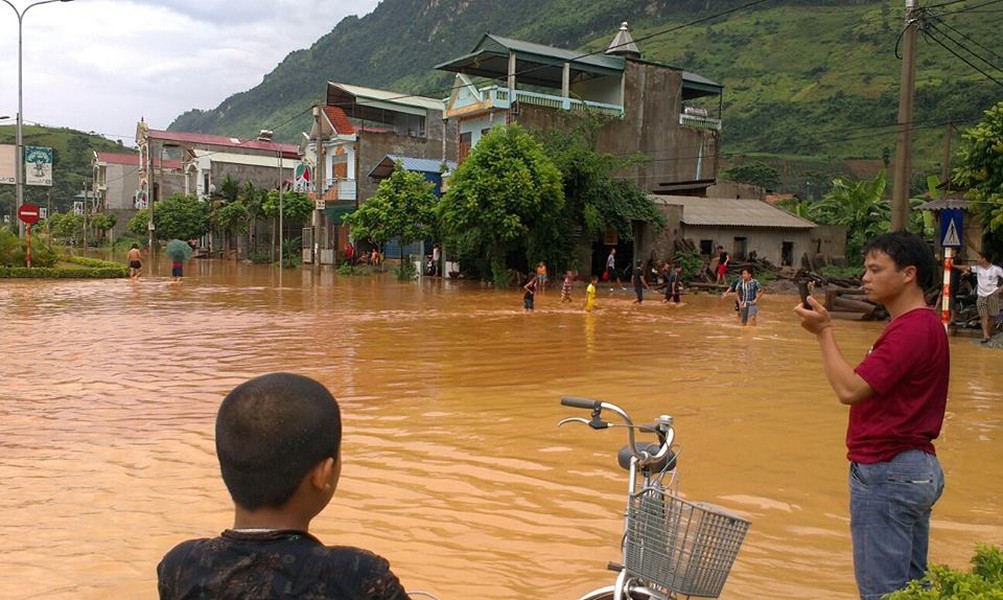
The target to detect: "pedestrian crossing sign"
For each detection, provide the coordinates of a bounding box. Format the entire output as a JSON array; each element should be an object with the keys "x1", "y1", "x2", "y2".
[{"x1": 940, "y1": 209, "x2": 962, "y2": 248}]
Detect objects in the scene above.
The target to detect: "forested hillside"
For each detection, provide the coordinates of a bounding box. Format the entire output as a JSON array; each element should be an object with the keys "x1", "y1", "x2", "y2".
[{"x1": 169, "y1": 0, "x2": 1001, "y2": 192}]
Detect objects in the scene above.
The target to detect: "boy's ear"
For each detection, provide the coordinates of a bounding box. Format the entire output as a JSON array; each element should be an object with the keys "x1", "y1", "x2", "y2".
[{"x1": 309, "y1": 456, "x2": 339, "y2": 492}]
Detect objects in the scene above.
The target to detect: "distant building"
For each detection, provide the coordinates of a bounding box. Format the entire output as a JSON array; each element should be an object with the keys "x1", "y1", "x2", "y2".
[
  {"x1": 300, "y1": 83, "x2": 458, "y2": 264},
  {"x1": 644, "y1": 196, "x2": 827, "y2": 269},
  {"x1": 436, "y1": 22, "x2": 723, "y2": 194},
  {"x1": 135, "y1": 119, "x2": 298, "y2": 204}
]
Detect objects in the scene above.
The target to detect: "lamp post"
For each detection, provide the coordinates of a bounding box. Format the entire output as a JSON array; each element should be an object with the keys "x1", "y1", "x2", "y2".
[{"x1": 1, "y1": 0, "x2": 75, "y2": 238}]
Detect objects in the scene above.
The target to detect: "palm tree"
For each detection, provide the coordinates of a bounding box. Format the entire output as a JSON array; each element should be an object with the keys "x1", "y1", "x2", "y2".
[{"x1": 811, "y1": 171, "x2": 889, "y2": 264}]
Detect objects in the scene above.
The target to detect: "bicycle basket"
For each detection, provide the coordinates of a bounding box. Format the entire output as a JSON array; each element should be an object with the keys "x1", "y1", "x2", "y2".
[{"x1": 624, "y1": 488, "x2": 750, "y2": 598}]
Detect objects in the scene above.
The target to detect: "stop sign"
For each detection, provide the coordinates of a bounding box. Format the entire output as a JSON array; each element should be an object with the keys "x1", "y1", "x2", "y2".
[{"x1": 17, "y1": 203, "x2": 40, "y2": 225}]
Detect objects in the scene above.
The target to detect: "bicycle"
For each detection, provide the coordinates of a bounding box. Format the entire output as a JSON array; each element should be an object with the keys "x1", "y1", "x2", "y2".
[{"x1": 558, "y1": 397, "x2": 751, "y2": 600}]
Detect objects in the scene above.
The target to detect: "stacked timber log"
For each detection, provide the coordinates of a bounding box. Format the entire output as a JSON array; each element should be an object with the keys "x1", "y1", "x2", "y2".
[{"x1": 825, "y1": 288, "x2": 888, "y2": 321}]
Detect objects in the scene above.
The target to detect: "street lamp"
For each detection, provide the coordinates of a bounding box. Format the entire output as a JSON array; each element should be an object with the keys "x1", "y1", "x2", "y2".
[{"x1": 1, "y1": 0, "x2": 75, "y2": 238}]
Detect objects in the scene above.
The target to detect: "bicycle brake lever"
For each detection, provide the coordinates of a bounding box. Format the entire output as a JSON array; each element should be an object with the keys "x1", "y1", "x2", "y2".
[{"x1": 557, "y1": 417, "x2": 590, "y2": 428}]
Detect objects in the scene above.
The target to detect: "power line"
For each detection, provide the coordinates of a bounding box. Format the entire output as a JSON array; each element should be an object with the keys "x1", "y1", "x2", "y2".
[
  {"x1": 920, "y1": 26, "x2": 1003, "y2": 86},
  {"x1": 922, "y1": 16, "x2": 1003, "y2": 75}
]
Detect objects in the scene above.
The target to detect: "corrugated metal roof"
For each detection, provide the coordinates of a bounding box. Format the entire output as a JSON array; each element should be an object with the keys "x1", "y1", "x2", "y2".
[
  {"x1": 367, "y1": 154, "x2": 456, "y2": 179},
  {"x1": 912, "y1": 197, "x2": 970, "y2": 211},
  {"x1": 330, "y1": 83, "x2": 445, "y2": 112},
  {"x1": 653, "y1": 195, "x2": 816, "y2": 229}
]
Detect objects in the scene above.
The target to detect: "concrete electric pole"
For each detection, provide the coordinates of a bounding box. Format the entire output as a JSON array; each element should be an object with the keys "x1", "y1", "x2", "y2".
[{"x1": 891, "y1": 0, "x2": 920, "y2": 231}]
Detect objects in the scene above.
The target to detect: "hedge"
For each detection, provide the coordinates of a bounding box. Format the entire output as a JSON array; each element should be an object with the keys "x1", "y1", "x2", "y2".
[{"x1": 0, "y1": 256, "x2": 127, "y2": 279}]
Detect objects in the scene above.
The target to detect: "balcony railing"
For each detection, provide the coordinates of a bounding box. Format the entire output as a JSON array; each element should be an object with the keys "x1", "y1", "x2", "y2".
[
  {"x1": 473, "y1": 85, "x2": 624, "y2": 118},
  {"x1": 322, "y1": 178, "x2": 358, "y2": 200},
  {"x1": 679, "y1": 113, "x2": 722, "y2": 131}
]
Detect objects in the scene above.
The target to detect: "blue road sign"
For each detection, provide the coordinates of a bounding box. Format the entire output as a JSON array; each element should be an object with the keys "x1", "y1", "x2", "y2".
[{"x1": 940, "y1": 208, "x2": 963, "y2": 248}]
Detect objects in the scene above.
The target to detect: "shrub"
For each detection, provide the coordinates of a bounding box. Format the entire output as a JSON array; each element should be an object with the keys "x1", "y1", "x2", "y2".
[{"x1": 887, "y1": 545, "x2": 1003, "y2": 599}]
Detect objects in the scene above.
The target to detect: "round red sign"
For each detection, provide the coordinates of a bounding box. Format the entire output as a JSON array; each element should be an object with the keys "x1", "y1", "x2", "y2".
[{"x1": 17, "y1": 203, "x2": 41, "y2": 225}]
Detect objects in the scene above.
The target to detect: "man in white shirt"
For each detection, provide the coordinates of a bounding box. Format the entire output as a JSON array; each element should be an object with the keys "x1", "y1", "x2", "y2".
[{"x1": 956, "y1": 252, "x2": 1003, "y2": 343}]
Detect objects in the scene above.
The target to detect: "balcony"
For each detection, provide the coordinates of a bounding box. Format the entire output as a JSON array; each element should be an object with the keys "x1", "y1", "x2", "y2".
[
  {"x1": 679, "y1": 106, "x2": 721, "y2": 131},
  {"x1": 457, "y1": 85, "x2": 624, "y2": 118}
]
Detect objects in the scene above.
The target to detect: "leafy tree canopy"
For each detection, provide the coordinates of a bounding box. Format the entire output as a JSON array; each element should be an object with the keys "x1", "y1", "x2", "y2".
[
  {"x1": 722, "y1": 162, "x2": 781, "y2": 190},
  {"x1": 261, "y1": 189, "x2": 314, "y2": 223},
  {"x1": 953, "y1": 100, "x2": 1003, "y2": 254},
  {"x1": 437, "y1": 123, "x2": 564, "y2": 285},
  {"x1": 341, "y1": 161, "x2": 438, "y2": 257},
  {"x1": 810, "y1": 170, "x2": 890, "y2": 264},
  {"x1": 151, "y1": 194, "x2": 210, "y2": 241}
]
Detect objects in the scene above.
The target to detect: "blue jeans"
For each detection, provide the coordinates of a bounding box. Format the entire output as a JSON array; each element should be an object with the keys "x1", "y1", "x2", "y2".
[{"x1": 849, "y1": 450, "x2": 945, "y2": 600}]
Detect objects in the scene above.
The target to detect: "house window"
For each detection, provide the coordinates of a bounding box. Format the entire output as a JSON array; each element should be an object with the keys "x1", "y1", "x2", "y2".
[
  {"x1": 781, "y1": 241, "x2": 794, "y2": 266},
  {"x1": 700, "y1": 240, "x2": 713, "y2": 255},
  {"x1": 733, "y1": 237, "x2": 748, "y2": 260}
]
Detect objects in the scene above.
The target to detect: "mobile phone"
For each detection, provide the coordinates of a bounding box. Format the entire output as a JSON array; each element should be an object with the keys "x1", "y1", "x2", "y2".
[{"x1": 798, "y1": 281, "x2": 813, "y2": 311}]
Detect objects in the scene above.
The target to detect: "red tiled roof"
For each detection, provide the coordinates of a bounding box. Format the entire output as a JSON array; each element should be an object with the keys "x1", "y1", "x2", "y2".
[
  {"x1": 323, "y1": 106, "x2": 355, "y2": 135},
  {"x1": 96, "y1": 152, "x2": 140, "y2": 165},
  {"x1": 147, "y1": 129, "x2": 300, "y2": 159}
]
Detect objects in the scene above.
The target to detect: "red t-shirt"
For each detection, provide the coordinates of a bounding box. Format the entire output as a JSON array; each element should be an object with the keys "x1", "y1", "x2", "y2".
[{"x1": 849, "y1": 307, "x2": 949, "y2": 464}]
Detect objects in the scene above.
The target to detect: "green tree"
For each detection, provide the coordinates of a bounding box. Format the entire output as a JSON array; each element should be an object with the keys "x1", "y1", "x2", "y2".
[
  {"x1": 153, "y1": 194, "x2": 210, "y2": 241},
  {"x1": 127, "y1": 209, "x2": 150, "y2": 240},
  {"x1": 535, "y1": 113, "x2": 664, "y2": 272},
  {"x1": 50, "y1": 212, "x2": 84, "y2": 245},
  {"x1": 953, "y1": 100, "x2": 1003, "y2": 254},
  {"x1": 89, "y1": 213, "x2": 117, "y2": 244},
  {"x1": 777, "y1": 197, "x2": 814, "y2": 219},
  {"x1": 722, "y1": 161, "x2": 781, "y2": 190},
  {"x1": 262, "y1": 189, "x2": 313, "y2": 223},
  {"x1": 341, "y1": 161, "x2": 438, "y2": 263},
  {"x1": 811, "y1": 170, "x2": 890, "y2": 265},
  {"x1": 437, "y1": 123, "x2": 564, "y2": 286}
]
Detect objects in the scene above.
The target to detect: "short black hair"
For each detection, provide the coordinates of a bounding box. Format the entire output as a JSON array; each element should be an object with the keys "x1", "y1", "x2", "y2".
[
  {"x1": 863, "y1": 231, "x2": 935, "y2": 290},
  {"x1": 215, "y1": 373, "x2": 342, "y2": 511},
  {"x1": 742, "y1": 266, "x2": 755, "y2": 276}
]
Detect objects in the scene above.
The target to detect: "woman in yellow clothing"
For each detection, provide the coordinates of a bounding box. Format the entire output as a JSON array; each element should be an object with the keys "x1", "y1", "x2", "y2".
[{"x1": 584, "y1": 275, "x2": 598, "y2": 312}]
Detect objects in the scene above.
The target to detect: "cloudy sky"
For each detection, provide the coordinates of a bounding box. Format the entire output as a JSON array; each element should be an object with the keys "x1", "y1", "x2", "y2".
[{"x1": 0, "y1": 0, "x2": 381, "y2": 146}]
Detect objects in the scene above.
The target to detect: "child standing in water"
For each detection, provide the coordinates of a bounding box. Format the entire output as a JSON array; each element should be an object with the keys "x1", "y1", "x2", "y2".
[
  {"x1": 584, "y1": 275, "x2": 597, "y2": 312},
  {"x1": 523, "y1": 276, "x2": 538, "y2": 312},
  {"x1": 561, "y1": 271, "x2": 574, "y2": 303}
]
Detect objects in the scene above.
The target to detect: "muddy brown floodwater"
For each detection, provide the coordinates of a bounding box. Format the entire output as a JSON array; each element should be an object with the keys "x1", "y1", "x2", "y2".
[{"x1": 1, "y1": 259, "x2": 1001, "y2": 599}]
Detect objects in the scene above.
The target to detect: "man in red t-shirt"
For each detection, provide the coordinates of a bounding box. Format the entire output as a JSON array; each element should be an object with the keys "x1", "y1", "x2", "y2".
[{"x1": 795, "y1": 231, "x2": 948, "y2": 600}]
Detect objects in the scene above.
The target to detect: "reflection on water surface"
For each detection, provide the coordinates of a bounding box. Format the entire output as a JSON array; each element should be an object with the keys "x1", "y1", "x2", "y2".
[{"x1": 1, "y1": 260, "x2": 1000, "y2": 599}]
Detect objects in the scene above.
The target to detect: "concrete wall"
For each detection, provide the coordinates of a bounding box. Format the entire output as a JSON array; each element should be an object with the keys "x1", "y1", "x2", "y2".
[
  {"x1": 104, "y1": 163, "x2": 140, "y2": 210},
  {"x1": 600, "y1": 61, "x2": 719, "y2": 193},
  {"x1": 355, "y1": 125, "x2": 457, "y2": 204},
  {"x1": 682, "y1": 226, "x2": 814, "y2": 267},
  {"x1": 512, "y1": 61, "x2": 719, "y2": 195},
  {"x1": 209, "y1": 163, "x2": 293, "y2": 193}
]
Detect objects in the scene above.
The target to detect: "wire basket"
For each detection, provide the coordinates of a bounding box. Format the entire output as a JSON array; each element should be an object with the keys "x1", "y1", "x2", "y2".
[{"x1": 624, "y1": 488, "x2": 750, "y2": 598}]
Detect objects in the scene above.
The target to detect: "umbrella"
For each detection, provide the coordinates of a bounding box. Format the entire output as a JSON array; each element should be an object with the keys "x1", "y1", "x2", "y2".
[{"x1": 165, "y1": 239, "x2": 193, "y2": 262}]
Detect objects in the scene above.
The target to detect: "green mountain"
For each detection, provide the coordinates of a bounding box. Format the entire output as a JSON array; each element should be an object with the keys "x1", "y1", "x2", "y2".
[{"x1": 168, "y1": 0, "x2": 1001, "y2": 193}]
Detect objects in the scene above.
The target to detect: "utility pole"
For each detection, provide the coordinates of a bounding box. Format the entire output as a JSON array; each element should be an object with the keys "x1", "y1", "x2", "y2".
[
  {"x1": 312, "y1": 106, "x2": 324, "y2": 272},
  {"x1": 891, "y1": 0, "x2": 920, "y2": 231}
]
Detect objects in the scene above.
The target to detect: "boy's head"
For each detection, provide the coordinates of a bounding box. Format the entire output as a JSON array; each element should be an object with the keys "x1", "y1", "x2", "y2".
[
  {"x1": 591, "y1": 274, "x2": 598, "y2": 283},
  {"x1": 863, "y1": 231, "x2": 935, "y2": 290},
  {"x1": 741, "y1": 267, "x2": 755, "y2": 280},
  {"x1": 215, "y1": 373, "x2": 342, "y2": 511}
]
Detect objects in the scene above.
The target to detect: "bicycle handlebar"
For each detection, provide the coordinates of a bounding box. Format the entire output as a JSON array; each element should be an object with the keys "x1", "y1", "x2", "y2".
[
  {"x1": 561, "y1": 396, "x2": 600, "y2": 409},
  {"x1": 559, "y1": 396, "x2": 675, "y2": 470}
]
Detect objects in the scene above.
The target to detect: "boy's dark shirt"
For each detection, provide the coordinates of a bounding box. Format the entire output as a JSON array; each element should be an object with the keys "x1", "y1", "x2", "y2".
[{"x1": 157, "y1": 529, "x2": 409, "y2": 600}]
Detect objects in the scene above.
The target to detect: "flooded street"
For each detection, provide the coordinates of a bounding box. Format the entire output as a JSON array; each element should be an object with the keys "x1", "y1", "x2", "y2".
[{"x1": 2, "y1": 259, "x2": 1001, "y2": 599}]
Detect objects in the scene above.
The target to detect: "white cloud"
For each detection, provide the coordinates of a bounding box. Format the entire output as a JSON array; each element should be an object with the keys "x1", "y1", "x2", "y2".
[{"x1": 0, "y1": 0, "x2": 381, "y2": 145}]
